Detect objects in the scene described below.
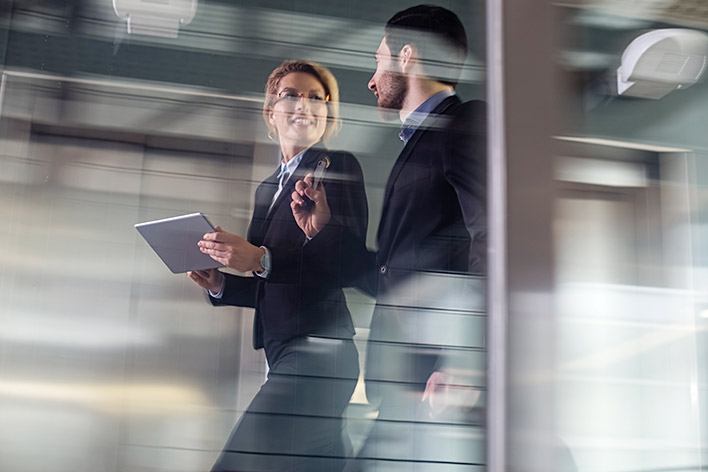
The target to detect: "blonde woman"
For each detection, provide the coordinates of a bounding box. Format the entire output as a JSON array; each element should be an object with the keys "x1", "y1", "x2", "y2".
[{"x1": 188, "y1": 60, "x2": 367, "y2": 471}]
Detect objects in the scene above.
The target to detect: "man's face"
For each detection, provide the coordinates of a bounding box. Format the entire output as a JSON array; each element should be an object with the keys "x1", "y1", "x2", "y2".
[{"x1": 368, "y1": 37, "x2": 407, "y2": 114}]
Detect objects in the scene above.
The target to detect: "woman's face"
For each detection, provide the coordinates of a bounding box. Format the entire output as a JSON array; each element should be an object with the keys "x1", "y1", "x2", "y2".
[{"x1": 268, "y1": 72, "x2": 329, "y2": 150}]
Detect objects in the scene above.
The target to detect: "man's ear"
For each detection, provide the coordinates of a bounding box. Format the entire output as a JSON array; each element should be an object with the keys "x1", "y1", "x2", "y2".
[{"x1": 398, "y1": 44, "x2": 415, "y2": 72}]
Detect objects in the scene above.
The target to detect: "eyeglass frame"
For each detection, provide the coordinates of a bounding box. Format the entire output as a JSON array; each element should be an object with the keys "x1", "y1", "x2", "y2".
[{"x1": 272, "y1": 87, "x2": 331, "y2": 107}]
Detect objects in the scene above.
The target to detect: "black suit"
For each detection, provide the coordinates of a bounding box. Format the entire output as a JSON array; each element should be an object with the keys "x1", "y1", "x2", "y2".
[
  {"x1": 209, "y1": 147, "x2": 368, "y2": 472},
  {"x1": 366, "y1": 96, "x2": 487, "y2": 403},
  {"x1": 304, "y1": 96, "x2": 486, "y2": 467}
]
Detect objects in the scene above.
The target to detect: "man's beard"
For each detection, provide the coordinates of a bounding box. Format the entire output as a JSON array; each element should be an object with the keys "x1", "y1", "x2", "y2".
[{"x1": 377, "y1": 70, "x2": 407, "y2": 113}]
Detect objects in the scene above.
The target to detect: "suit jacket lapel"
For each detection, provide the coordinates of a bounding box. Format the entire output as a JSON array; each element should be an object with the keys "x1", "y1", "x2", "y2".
[
  {"x1": 260, "y1": 147, "x2": 326, "y2": 238},
  {"x1": 377, "y1": 95, "x2": 461, "y2": 248},
  {"x1": 247, "y1": 168, "x2": 280, "y2": 244}
]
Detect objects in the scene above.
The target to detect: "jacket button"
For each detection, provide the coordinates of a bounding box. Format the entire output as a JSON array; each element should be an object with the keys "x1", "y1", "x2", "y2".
[{"x1": 379, "y1": 265, "x2": 387, "y2": 274}]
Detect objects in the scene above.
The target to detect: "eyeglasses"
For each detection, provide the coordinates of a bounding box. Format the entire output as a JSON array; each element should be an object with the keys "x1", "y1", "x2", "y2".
[{"x1": 274, "y1": 88, "x2": 330, "y2": 106}]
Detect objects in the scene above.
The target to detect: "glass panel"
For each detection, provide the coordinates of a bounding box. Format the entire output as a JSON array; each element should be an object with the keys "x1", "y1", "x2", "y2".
[
  {"x1": 0, "y1": 2, "x2": 487, "y2": 471},
  {"x1": 551, "y1": 3, "x2": 708, "y2": 470}
]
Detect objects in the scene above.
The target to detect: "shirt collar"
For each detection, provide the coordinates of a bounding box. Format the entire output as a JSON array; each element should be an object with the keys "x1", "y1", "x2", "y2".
[
  {"x1": 278, "y1": 149, "x2": 306, "y2": 178},
  {"x1": 399, "y1": 90, "x2": 455, "y2": 144}
]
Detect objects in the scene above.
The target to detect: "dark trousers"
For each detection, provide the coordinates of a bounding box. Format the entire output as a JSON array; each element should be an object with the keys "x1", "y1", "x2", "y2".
[{"x1": 211, "y1": 336, "x2": 359, "y2": 472}]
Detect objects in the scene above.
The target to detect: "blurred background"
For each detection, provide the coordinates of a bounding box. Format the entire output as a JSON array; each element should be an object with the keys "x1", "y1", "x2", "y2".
[{"x1": 0, "y1": 0, "x2": 707, "y2": 471}]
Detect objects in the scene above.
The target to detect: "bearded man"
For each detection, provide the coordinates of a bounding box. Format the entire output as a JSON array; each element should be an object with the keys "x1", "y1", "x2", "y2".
[{"x1": 291, "y1": 5, "x2": 487, "y2": 469}]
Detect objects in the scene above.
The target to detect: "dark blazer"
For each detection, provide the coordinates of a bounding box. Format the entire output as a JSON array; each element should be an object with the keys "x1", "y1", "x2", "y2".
[
  {"x1": 299, "y1": 96, "x2": 486, "y2": 402},
  {"x1": 375, "y1": 95, "x2": 486, "y2": 287},
  {"x1": 209, "y1": 147, "x2": 368, "y2": 362},
  {"x1": 364, "y1": 95, "x2": 487, "y2": 400}
]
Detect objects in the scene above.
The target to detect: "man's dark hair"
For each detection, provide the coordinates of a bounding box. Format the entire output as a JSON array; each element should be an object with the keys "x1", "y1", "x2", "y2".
[{"x1": 384, "y1": 5, "x2": 468, "y2": 86}]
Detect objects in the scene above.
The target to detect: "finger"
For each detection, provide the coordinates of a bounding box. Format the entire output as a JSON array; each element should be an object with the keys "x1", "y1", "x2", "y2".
[
  {"x1": 198, "y1": 241, "x2": 222, "y2": 250},
  {"x1": 202, "y1": 230, "x2": 232, "y2": 242},
  {"x1": 188, "y1": 272, "x2": 207, "y2": 288},
  {"x1": 305, "y1": 187, "x2": 327, "y2": 206},
  {"x1": 303, "y1": 173, "x2": 314, "y2": 187},
  {"x1": 200, "y1": 247, "x2": 229, "y2": 258},
  {"x1": 294, "y1": 180, "x2": 308, "y2": 193},
  {"x1": 202, "y1": 231, "x2": 219, "y2": 241},
  {"x1": 422, "y1": 377, "x2": 434, "y2": 402},
  {"x1": 304, "y1": 186, "x2": 319, "y2": 202},
  {"x1": 214, "y1": 225, "x2": 223, "y2": 232},
  {"x1": 291, "y1": 191, "x2": 304, "y2": 205}
]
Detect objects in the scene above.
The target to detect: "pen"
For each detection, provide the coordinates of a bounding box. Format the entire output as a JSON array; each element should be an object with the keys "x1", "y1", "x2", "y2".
[{"x1": 303, "y1": 156, "x2": 330, "y2": 210}]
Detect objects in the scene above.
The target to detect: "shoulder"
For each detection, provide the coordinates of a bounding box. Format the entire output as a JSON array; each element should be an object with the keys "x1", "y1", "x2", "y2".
[
  {"x1": 446, "y1": 99, "x2": 487, "y2": 135},
  {"x1": 447, "y1": 98, "x2": 486, "y2": 120},
  {"x1": 321, "y1": 149, "x2": 363, "y2": 173}
]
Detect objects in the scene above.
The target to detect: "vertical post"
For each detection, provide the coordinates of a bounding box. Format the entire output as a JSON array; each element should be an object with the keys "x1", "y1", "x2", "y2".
[
  {"x1": 486, "y1": 0, "x2": 559, "y2": 470},
  {"x1": 485, "y1": 0, "x2": 507, "y2": 469}
]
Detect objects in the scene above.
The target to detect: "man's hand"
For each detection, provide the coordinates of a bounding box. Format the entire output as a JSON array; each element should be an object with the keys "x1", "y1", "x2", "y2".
[
  {"x1": 187, "y1": 269, "x2": 224, "y2": 293},
  {"x1": 198, "y1": 226, "x2": 265, "y2": 273},
  {"x1": 422, "y1": 369, "x2": 482, "y2": 419},
  {"x1": 290, "y1": 173, "x2": 331, "y2": 239},
  {"x1": 422, "y1": 370, "x2": 451, "y2": 419}
]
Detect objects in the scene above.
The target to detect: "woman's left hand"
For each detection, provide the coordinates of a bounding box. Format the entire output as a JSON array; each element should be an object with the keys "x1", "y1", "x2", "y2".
[{"x1": 198, "y1": 226, "x2": 265, "y2": 273}]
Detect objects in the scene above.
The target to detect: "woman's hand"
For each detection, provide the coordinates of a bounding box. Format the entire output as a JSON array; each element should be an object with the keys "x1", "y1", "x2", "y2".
[
  {"x1": 198, "y1": 226, "x2": 265, "y2": 272},
  {"x1": 290, "y1": 173, "x2": 331, "y2": 239},
  {"x1": 187, "y1": 269, "x2": 224, "y2": 293}
]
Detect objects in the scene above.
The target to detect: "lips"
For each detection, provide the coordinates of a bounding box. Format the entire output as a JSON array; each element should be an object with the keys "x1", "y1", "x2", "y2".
[{"x1": 289, "y1": 116, "x2": 316, "y2": 126}]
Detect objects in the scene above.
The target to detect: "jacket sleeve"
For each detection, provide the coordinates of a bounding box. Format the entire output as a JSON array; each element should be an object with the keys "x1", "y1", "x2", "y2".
[
  {"x1": 266, "y1": 152, "x2": 376, "y2": 294},
  {"x1": 209, "y1": 272, "x2": 257, "y2": 308},
  {"x1": 434, "y1": 100, "x2": 487, "y2": 375},
  {"x1": 442, "y1": 100, "x2": 487, "y2": 275}
]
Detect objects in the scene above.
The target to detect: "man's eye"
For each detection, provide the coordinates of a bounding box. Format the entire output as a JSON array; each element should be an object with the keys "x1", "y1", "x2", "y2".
[{"x1": 310, "y1": 95, "x2": 325, "y2": 102}]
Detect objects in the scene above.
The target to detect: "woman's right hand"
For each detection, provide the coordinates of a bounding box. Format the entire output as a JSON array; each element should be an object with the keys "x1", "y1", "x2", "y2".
[
  {"x1": 187, "y1": 269, "x2": 224, "y2": 293},
  {"x1": 291, "y1": 173, "x2": 331, "y2": 239}
]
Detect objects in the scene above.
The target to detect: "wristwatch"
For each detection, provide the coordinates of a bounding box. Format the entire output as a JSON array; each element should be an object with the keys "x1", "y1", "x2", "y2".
[{"x1": 256, "y1": 246, "x2": 271, "y2": 277}]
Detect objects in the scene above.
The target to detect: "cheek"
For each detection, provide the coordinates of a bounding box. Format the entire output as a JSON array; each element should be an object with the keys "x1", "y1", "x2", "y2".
[
  {"x1": 316, "y1": 119, "x2": 327, "y2": 136},
  {"x1": 272, "y1": 111, "x2": 289, "y2": 131}
]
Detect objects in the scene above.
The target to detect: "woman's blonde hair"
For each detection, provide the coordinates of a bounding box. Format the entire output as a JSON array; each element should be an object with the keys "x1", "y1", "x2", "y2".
[{"x1": 263, "y1": 59, "x2": 341, "y2": 141}]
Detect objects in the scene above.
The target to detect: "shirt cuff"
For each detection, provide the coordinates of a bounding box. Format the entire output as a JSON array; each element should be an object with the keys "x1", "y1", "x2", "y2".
[
  {"x1": 255, "y1": 246, "x2": 271, "y2": 279},
  {"x1": 208, "y1": 273, "x2": 226, "y2": 299}
]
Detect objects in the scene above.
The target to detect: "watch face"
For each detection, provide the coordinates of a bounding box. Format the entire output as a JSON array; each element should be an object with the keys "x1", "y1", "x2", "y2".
[{"x1": 259, "y1": 247, "x2": 270, "y2": 272}]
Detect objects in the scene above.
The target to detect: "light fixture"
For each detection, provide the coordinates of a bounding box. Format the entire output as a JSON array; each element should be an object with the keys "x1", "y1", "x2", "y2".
[
  {"x1": 113, "y1": 0, "x2": 198, "y2": 38},
  {"x1": 617, "y1": 28, "x2": 708, "y2": 99}
]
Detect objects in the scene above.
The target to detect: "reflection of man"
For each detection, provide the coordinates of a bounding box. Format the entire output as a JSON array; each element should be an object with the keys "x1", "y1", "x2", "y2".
[{"x1": 291, "y1": 4, "x2": 486, "y2": 468}]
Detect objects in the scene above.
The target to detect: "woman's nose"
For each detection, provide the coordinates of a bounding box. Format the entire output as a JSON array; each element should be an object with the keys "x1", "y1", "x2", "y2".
[{"x1": 295, "y1": 95, "x2": 310, "y2": 111}]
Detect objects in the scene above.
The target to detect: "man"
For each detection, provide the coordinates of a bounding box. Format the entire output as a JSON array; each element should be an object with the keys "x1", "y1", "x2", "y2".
[{"x1": 291, "y1": 4, "x2": 487, "y2": 469}]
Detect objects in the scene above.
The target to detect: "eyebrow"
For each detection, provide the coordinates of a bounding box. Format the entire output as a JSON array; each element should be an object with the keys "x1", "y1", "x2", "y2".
[{"x1": 278, "y1": 87, "x2": 325, "y2": 95}]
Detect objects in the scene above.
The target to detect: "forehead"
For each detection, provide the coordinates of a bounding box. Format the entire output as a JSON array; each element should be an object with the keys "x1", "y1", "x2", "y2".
[
  {"x1": 376, "y1": 37, "x2": 391, "y2": 57},
  {"x1": 277, "y1": 72, "x2": 325, "y2": 92}
]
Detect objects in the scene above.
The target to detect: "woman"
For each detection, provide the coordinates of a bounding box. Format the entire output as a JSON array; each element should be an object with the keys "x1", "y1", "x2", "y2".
[{"x1": 188, "y1": 60, "x2": 368, "y2": 472}]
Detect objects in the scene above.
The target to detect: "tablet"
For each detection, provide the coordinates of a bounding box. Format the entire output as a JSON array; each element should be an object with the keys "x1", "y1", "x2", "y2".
[{"x1": 135, "y1": 212, "x2": 222, "y2": 273}]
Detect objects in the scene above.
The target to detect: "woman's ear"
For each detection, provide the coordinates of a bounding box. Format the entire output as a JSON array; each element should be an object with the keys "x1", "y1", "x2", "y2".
[{"x1": 266, "y1": 110, "x2": 278, "y2": 133}]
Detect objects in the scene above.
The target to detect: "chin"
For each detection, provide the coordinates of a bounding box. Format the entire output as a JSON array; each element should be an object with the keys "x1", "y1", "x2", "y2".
[{"x1": 286, "y1": 134, "x2": 322, "y2": 148}]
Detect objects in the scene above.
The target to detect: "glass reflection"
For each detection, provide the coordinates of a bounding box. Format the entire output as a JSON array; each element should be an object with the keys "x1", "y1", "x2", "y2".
[
  {"x1": 551, "y1": 3, "x2": 708, "y2": 471},
  {"x1": 0, "y1": 1, "x2": 486, "y2": 472}
]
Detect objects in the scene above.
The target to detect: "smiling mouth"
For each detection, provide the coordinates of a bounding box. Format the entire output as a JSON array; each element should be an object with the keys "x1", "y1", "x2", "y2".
[{"x1": 290, "y1": 116, "x2": 316, "y2": 126}]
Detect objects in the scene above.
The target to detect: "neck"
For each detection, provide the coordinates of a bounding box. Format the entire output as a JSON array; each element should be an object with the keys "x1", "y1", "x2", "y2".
[
  {"x1": 399, "y1": 80, "x2": 454, "y2": 122},
  {"x1": 279, "y1": 142, "x2": 308, "y2": 163}
]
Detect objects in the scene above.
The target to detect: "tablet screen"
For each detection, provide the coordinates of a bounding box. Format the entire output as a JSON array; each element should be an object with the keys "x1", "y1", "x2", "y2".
[{"x1": 135, "y1": 212, "x2": 222, "y2": 273}]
